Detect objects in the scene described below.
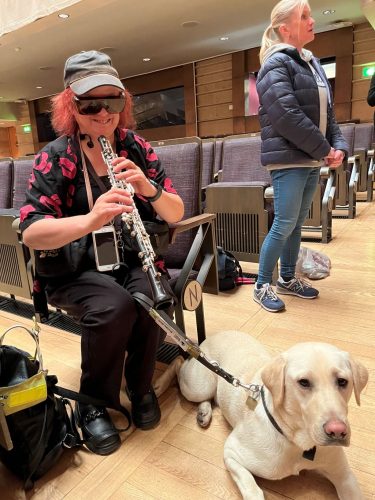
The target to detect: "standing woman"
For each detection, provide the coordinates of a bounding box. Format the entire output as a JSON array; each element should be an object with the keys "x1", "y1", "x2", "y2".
[
  {"x1": 254, "y1": 0, "x2": 347, "y2": 312},
  {"x1": 20, "y1": 51, "x2": 184, "y2": 454}
]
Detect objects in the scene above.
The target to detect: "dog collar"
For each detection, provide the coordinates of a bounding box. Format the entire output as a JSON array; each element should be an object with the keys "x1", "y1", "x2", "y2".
[{"x1": 260, "y1": 387, "x2": 316, "y2": 461}]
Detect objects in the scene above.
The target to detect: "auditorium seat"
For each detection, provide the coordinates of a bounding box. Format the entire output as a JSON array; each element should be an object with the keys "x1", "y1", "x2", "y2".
[
  {"x1": 204, "y1": 133, "x2": 273, "y2": 275},
  {"x1": 150, "y1": 136, "x2": 218, "y2": 344},
  {"x1": 336, "y1": 123, "x2": 360, "y2": 219},
  {"x1": 0, "y1": 157, "x2": 35, "y2": 307},
  {"x1": 354, "y1": 123, "x2": 374, "y2": 201}
]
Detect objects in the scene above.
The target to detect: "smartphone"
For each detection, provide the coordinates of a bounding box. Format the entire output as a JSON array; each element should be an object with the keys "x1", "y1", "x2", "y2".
[{"x1": 92, "y1": 226, "x2": 120, "y2": 272}]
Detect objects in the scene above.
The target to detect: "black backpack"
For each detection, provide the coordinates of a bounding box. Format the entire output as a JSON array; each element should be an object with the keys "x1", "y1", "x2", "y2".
[
  {"x1": 217, "y1": 247, "x2": 242, "y2": 291},
  {"x1": 0, "y1": 324, "x2": 130, "y2": 490}
]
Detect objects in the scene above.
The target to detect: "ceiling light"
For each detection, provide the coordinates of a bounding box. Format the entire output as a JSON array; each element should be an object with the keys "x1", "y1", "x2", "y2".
[
  {"x1": 36, "y1": 86, "x2": 43, "y2": 89},
  {"x1": 181, "y1": 21, "x2": 199, "y2": 28},
  {"x1": 143, "y1": 58, "x2": 151, "y2": 62},
  {"x1": 323, "y1": 9, "x2": 335, "y2": 15},
  {"x1": 14, "y1": 47, "x2": 21, "y2": 52},
  {"x1": 58, "y1": 13, "x2": 70, "y2": 19},
  {"x1": 39, "y1": 66, "x2": 53, "y2": 71},
  {"x1": 220, "y1": 36, "x2": 229, "y2": 41}
]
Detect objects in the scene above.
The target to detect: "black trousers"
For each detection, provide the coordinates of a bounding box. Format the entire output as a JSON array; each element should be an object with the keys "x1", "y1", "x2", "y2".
[{"x1": 46, "y1": 266, "x2": 174, "y2": 408}]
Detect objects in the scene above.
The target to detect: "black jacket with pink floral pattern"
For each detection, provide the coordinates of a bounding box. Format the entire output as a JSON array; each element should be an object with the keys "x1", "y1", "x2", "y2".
[
  {"x1": 20, "y1": 128, "x2": 178, "y2": 275},
  {"x1": 20, "y1": 128, "x2": 177, "y2": 231}
]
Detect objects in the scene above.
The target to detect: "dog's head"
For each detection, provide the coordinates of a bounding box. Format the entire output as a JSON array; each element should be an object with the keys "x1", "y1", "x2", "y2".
[{"x1": 261, "y1": 342, "x2": 368, "y2": 450}]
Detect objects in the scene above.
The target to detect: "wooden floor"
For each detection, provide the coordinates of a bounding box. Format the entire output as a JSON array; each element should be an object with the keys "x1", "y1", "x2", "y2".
[{"x1": 0, "y1": 198, "x2": 374, "y2": 499}]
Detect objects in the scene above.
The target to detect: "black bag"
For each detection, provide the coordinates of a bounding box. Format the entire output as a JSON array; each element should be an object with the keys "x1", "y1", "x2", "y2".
[
  {"x1": 34, "y1": 235, "x2": 89, "y2": 278},
  {"x1": 122, "y1": 220, "x2": 170, "y2": 256},
  {"x1": 217, "y1": 247, "x2": 243, "y2": 291},
  {"x1": 0, "y1": 325, "x2": 81, "y2": 489},
  {"x1": 0, "y1": 324, "x2": 131, "y2": 490}
]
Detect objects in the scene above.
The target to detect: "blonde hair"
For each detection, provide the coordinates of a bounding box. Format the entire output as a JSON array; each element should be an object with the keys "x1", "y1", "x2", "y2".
[{"x1": 259, "y1": 0, "x2": 309, "y2": 64}]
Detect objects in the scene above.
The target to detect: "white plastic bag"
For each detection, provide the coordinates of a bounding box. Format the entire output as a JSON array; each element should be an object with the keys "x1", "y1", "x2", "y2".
[{"x1": 296, "y1": 246, "x2": 331, "y2": 280}]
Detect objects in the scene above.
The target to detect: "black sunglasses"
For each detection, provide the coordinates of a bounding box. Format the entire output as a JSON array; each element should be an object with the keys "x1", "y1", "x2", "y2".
[{"x1": 73, "y1": 93, "x2": 125, "y2": 115}]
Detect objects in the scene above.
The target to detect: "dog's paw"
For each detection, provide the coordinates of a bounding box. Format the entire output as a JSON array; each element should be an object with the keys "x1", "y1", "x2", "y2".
[
  {"x1": 197, "y1": 401, "x2": 212, "y2": 427},
  {"x1": 154, "y1": 374, "x2": 169, "y2": 398}
]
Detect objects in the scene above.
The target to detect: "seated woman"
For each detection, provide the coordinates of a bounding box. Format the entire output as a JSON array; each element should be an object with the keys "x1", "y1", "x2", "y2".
[{"x1": 20, "y1": 50, "x2": 184, "y2": 455}]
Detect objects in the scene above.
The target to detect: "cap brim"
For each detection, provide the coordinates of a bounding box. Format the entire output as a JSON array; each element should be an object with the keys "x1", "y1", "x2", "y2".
[{"x1": 70, "y1": 74, "x2": 125, "y2": 95}]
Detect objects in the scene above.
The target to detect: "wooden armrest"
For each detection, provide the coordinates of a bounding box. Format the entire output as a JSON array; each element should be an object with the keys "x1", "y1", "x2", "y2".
[
  {"x1": 368, "y1": 149, "x2": 374, "y2": 158},
  {"x1": 213, "y1": 169, "x2": 222, "y2": 182},
  {"x1": 319, "y1": 166, "x2": 331, "y2": 178},
  {"x1": 264, "y1": 186, "x2": 274, "y2": 199},
  {"x1": 347, "y1": 155, "x2": 359, "y2": 163},
  {"x1": 12, "y1": 217, "x2": 21, "y2": 233},
  {"x1": 170, "y1": 213, "x2": 216, "y2": 244}
]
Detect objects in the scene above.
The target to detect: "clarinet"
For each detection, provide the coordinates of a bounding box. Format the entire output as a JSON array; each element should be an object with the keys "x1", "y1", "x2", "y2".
[{"x1": 98, "y1": 135, "x2": 173, "y2": 310}]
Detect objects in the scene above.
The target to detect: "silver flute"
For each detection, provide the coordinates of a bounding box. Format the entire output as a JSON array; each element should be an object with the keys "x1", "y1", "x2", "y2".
[{"x1": 98, "y1": 135, "x2": 173, "y2": 310}]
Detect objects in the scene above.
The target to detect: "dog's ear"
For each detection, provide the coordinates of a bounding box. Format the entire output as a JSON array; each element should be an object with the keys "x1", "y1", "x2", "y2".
[
  {"x1": 349, "y1": 357, "x2": 369, "y2": 406},
  {"x1": 261, "y1": 356, "x2": 286, "y2": 408}
]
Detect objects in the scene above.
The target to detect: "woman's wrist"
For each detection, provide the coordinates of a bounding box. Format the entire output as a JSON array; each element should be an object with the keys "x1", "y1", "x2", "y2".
[{"x1": 144, "y1": 180, "x2": 163, "y2": 202}]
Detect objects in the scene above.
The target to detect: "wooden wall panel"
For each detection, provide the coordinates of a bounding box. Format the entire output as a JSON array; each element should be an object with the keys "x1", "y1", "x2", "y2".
[
  {"x1": 355, "y1": 39, "x2": 375, "y2": 53},
  {"x1": 195, "y1": 55, "x2": 233, "y2": 137},
  {"x1": 0, "y1": 128, "x2": 11, "y2": 157},
  {"x1": 196, "y1": 80, "x2": 232, "y2": 94},
  {"x1": 138, "y1": 125, "x2": 186, "y2": 142},
  {"x1": 26, "y1": 25, "x2": 373, "y2": 143},
  {"x1": 124, "y1": 67, "x2": 184, "y2": 95},
  {"x1": 196, "y1": 89, "x2": 232, "y2": 107},
  {"x1": 352, "y1": 23, "x2": 375, "y2": 122},
  {"x1": 232, "y1": 51, "x2": 246, "y2": 134},
  {"x1": 354, "y1": 52, "x2": 375, "y2": 66},
  {"x1": 354, "y1": 28, "x2": 370, "y2": 42},
  {"x1": 196, "y1": 54, "x2": 231, "y2": 69},
  {"x1": 352, "y1": 101, "x2": 374, "y2": 123},
  {"x1": 183, "y1": 63, "x2": 197, "y2": 138},
  {"x1": 195, "y1": 60, "x2": 232, "y2": 77},
  {"x1": 198, "y1": 103, "x2": 232, "y2": 121},
  {"x1": 15, "y1": 103, "x2": 35, "y2": 157},
  {"x1": 196, "y1": 70, "x2": 232, "y2": 86},
  {"x1": 198, "y1": 118, "x2": 233, "y2": 138},
  {"x1": 352, "y1": 79, "x2": 374, "y2": 100}
]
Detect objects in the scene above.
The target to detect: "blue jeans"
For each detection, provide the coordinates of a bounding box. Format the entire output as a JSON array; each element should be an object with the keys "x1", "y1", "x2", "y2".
[{"x1": 257, "y1": 167, "x2": 320, "y2": 285}]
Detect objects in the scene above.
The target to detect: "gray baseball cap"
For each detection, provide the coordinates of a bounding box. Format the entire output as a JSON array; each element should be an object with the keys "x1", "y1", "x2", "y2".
[{"x1": 64, "y1": 50, "x2": 125, "y2": 95}]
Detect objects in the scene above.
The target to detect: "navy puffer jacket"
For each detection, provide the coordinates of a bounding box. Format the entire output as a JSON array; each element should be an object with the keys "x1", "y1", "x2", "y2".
[{"x1": 256, "y1": 47, "x2": 348, "y2": 166}]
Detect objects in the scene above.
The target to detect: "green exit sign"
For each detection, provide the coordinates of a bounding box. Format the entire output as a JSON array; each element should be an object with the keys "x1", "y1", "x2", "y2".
[
  {"x1": 363, "y1": 66, "x2": 375, "y2": 78},
  {"x1": 23, "y1": 124, "x2": 32, "y2": 133}
]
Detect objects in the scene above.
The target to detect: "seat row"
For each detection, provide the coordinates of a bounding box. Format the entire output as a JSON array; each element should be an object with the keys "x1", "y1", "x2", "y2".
[
  {"x1": 0, "y1": 146, "x2": 219, "y2": 352},
  {"x1": 0, "y1": 126, "x2": 373, "y2": 344},
  {"x1": 199, "y1": 122, "x2": 374, "y2": 271}
]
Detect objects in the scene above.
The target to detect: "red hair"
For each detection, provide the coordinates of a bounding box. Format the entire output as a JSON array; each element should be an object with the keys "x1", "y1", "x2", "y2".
[{"x1": 50, "y1": 87, "x2": 136, "y2": 136}]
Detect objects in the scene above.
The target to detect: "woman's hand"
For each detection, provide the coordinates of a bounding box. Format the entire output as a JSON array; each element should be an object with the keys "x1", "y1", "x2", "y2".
[
  {"x1": 87, "y1": 187, "x2": 133, "y2": 231},
  {"x1": 111, "y1": 157, "x2": 157, "y2": 198},
  {"x1": 324, "y1": 148, "x2": 345, "y2": 169}
]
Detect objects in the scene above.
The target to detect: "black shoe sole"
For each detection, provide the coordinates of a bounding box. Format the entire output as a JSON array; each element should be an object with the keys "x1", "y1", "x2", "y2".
[
  {"x1": 84, "y1": 434, "x2": 121, "y2": 455},
  {"x1": 132, "y1": 410, "x2": 161, "y2": 430}
]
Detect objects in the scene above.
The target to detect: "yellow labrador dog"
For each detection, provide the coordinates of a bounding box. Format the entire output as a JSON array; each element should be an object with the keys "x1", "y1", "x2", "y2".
[{"x1": 155, "y1": 331, "x2": 368, "y2": 500}]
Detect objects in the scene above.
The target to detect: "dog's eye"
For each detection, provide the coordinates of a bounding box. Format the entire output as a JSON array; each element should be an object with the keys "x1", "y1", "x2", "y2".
[
  {"x1": 337, "y1": 378, "x2": 348, "y2": 388},
  {"x1": 298, "y1": 378, "x2": 311, "y2": 388}
]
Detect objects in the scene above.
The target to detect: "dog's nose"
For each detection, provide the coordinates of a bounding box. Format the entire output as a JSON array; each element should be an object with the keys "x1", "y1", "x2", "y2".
[{"x1": 323, "y1": 419, "x2": 347, "y2": 440}]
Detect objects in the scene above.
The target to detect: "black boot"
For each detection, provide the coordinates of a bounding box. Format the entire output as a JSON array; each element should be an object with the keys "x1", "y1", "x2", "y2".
[
  {"x1": 128, "y1": 389, "x2": 161, "y2": 430},
  {"x1": 75, "y1": 403, "x2": 121, "y2": 455}
]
